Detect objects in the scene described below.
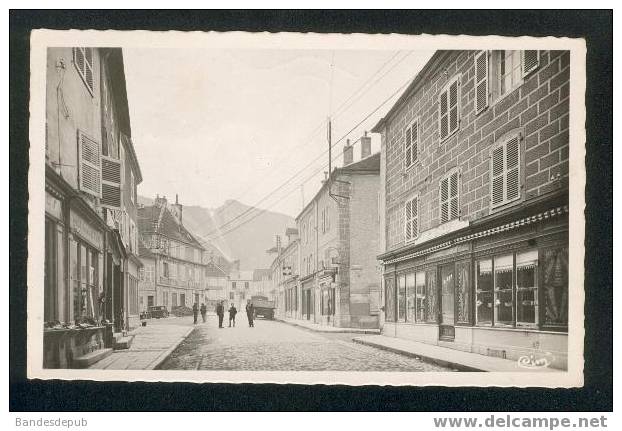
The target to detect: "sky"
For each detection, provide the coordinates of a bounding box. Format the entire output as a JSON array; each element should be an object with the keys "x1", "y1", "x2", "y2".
[{"x1": 123, "y1": 48, "x2": 434, "y2": 218}]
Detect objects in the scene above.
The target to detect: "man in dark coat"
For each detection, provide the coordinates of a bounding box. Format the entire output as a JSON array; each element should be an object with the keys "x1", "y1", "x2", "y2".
[
  {"x1": 200, "y1": 303, "x2": 207, "y2": 323},
  {"x1": 192, "y1": 302, "x2": 199, "y2": 324},
  {"x1": 216, "y1": 301, "x2": 224, "y2": 328},
  {"x1": 245, "y1": 299, "x2": 255, "y2": 327},
  {"x1": 228, "y1": 303, "x2": 237, "y2": 327}
]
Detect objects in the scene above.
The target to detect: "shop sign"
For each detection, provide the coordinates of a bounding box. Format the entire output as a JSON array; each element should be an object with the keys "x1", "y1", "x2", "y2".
[
  {"x1": 45, "y1": 192, "x2": 63, "y2": 220},
  {"x1": 70, "y1": 210, "x2": 103, "y2": 250}
]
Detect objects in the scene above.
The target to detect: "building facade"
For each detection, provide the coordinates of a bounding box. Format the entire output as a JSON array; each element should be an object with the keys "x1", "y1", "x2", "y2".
[
  {"x1": 294, "y1": 139, "x2": 382, "y2": 329},
  {"x1": 373, "y1": 50, "x2": 570, "y2": 369},
  {"x1": 137, "y1": 195, "x2": 207, "y2": 311},
  {"x1": 269, "y1": 229, "x2": 300, "y2": 319},
  {"x1": 44, "y1": 47, "x2": 143, "y2": 368}
]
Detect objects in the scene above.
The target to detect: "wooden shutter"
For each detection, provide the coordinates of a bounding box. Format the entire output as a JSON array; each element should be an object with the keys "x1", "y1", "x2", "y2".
[
  {"x1": 505, "y1": 136, "x2": 520, "y2": 201},
  {"x1": 411, "y1": 119, "x2": 419, "y2": 164},
  {"x1": 73, "y1": 48, "x2": 94, "y2": 94},
  {"x1": 411, "y1": 196, "x2": 418, "y2": 238},
  {"x1": 439, "y1": 90, "x2": 448, "y2": 140},
  {"x1": 405, "y1": 199, "x2": 412, "y2": 241},
  {"x1": 475, "y1": 51, "x2": 489, "y2": 114},
  {"x1": 522, "y1": 50, "x2": 539, "y2": 77},
  {"x1": 449, "y1": 171, "x2": 459, "y2": 220},
  {"x1": 440, "y1": 177, "x2": 449, "y2": 223},
  {"x1": 491, "y1": 145, "x2": 505, "y2": 207},
  {"x1": 405, "y1": 125, "x2": 412, "y2": 168},
  {"x1": 448, "y1": 80, "x2": 459, "y2": 134},
  {"x1": 101, "y1": 155, "x2": 122, "y2": 209},
  {"x1": 77, "y1": 130, "x2": 101, "y2": 197}
]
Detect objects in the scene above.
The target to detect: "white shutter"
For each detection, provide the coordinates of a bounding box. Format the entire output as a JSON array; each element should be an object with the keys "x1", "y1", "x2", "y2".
[
  {"x1": 440, "y1": 177, "x2": 449, "y2": 224},
  {"x1": 77, "y1": 130, "x2": 101, "y2": 197},
  {"x1": 411, "y1": 196, "x2": 418, "y2": 238},
  {"x1": 505, "y1": 136, "x2": 521, "y2": 201},
  {"x1": 73, "y1": 48, "x2": 94, "y2": 94},
  {"x1": 522, "y1": 50, "x2": 539, "y2": 77},
  {"x1": 449, "y1": 171, "x2": 459, "y2": 220},
  {"x1": 491, "y1": 146, "x2": 505, "y2": 207},
  {"x1": 101, "y1": 155, "x2": 122, "y2": 209},
  {"x1": 405, "y1": 199, "x2": 412, "y2": 241},
  {"x1": 475, "y1": 51, "x2": 489, "y2": 114}
]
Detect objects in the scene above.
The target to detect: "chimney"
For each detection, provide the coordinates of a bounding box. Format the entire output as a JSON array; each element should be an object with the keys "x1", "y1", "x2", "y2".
[
  {"x1": 170, "y1": 193, "x2": 183, "y2": 224},
  {"x1": 343, "y1": 139, "x2": 353, "y2": 166},
  {"x1": 361, "y1": 131, "x2": 371, "y2": 159}
]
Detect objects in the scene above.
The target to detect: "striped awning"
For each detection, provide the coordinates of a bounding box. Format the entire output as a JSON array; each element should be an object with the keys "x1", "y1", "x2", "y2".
[{"x1": 382, "y1": 205, "x2": 568, "y2": 265}]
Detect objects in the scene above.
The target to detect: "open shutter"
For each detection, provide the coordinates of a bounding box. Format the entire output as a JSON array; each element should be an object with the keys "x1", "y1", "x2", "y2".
[
  {"x1": 505, "y1": 136, "x2": 520, "y2": 201},
  {"x1": 411, "y1": 196, "x2": 418, "y2": 238},
  {"x1": 404, "y1": 125, "x2": 412, "y2": 168},
  {"x1": 405, "y1": 199, "x2": 413, "y2": 241},
  {"x1": 475, "y1": 51, "x2": 489, "y2": 114},
  {"x1": 101, "y1": 155, "x2": 122, "y2": 209},
  {"x1": 449, "y1": 171, "x2": 459, "y2": 220},
  {"x1": 411, "y1": 120, "x2": 419, "y2": 164},
  {"x1": 491, "y1": 146, "x2": 505, "y2": 207},
  {"x1": 77, "y1": 130, "x2": 101, "y2": 197},
  {"x1": 439, "y1": 90, "x2": 448, "y2": 140},
  {"x1": 440, "y1": 177, "x2": 449, "y2": 223},
  {"x1": 448, "y1": 80, "x2": 459, "y2": 134},
  {"x1": 522, "y1": 50, "x2": 539, "y2": 77}
]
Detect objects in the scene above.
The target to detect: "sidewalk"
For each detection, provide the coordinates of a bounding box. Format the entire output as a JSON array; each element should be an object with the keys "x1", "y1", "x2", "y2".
[
  {"x1": 353, "y1": 335, "x2": 563, "y2": 372},
  {"x1": 277, "y1": 317, "x2": 380, "y2": 334},
  {"x1": 89, "y1": 316, "x2": 197, "y2": 370}
]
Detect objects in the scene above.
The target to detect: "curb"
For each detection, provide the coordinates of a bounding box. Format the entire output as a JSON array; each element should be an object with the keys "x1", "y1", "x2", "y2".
[
  {"x1": 351, "y1": 337, "x2": 481, "y2": 372},
  {"x1": 276, "y1": 318, "x2": 381, "y2": 335},
  {"x1": 147, "y1": 326, "x2": 196, "y2": 370}
]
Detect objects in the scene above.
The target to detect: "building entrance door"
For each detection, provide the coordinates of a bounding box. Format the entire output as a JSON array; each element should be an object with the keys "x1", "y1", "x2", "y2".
[
  {"x1": 305, "y1": 289, "x2": 311, "y2": 320},
  {"x1": 439, "y1": 264, "x2": 455, "y2": 341},
  {"x1": 147, "y1": 295, "x2": 154, "y2": 307}
]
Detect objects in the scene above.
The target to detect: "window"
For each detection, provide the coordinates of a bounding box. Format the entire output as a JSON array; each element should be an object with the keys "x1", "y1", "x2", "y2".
[
  {"x1": 162, "y1": 261, "x2": 169, "y2": 278},
  {"x1": 130, "y1": 171, "x2": 135, "y2": 204},
  {"x1": 397, "y1": 274, "x2": 406, "y2": 322},
  {"x1": 415, "y1": 271, "x2": 427, "y2": 322},
  {"x1": 476, "y1": 259, "x2": 493, "y2": 325},
  {"x1": 406, "y1": 273, "x2": 415, "y2": 322},
  {"x1": 232, "y1": 282, "x2": 237, "y2": 289},
  {"x1": 73, "y1": 47, "x2": 94, "y2": 95},
  {"x1": 487, "y1": 50, "x2": 540, "y2": 103},
  {"x1": 77, "y1": 130, "x2": 101, "y2": 198},
  {"x1": 384, "y1": 276, "x2": 396, "y2": 322},
  {"x1": 139, "y1": 267, "x2": 145, "y2": 281},
  {"x1": 474, "y1": 50, "x2": 489, "y2": 114},
  {"x1": 244, "y1": 282, "x2": 249, "y2": 289},
  {"x1": 229, "y1": 292, "x2": 234, "y2": 300},
  {"x1": 404, "y1": 118, "x2": 420, "y2": 168},
  {"x1": 516, "y1": 250, "x2": 538, "y2": 327},
  {"x1": 541, "y1": 247, "x2": 568, "y2": 329},
  {"x1": 494, "y1": 254, "x2": 514, "y2": 325},
  {"x1": 491, "y1": 133, "x2": 521, "y2": 208},
  {"x1": 440, "y1": 170, "x2": 459, "y2": 223},
  {"x1": 439, "y1": 76, "x2": 460, "y2": 141},
  {"x1": 404, "y1": 195, "x2": 419, "y2": 242}
]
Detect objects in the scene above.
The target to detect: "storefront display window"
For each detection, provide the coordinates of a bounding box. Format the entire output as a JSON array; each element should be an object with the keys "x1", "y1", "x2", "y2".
[
  {"x1": 384, "y1": 276, "x2": 395, "y2": 322},
  {"x1": 494, "y1": 254, "x2": 514, "y2": 325},
  {"x1": 406, "y1": 273, "x2": 416, "y2": 322},
  {"x1": 415, "y1": 271, "x2": 426, "y2": 322},
  {"x1": 426, "y1": 269, "x2": 438, "y2": 323},
  {"x1": 456, "y1": 261, "x2": 471, "y2": 324},
  {"x1": 542, "y1": 247, "x2": 568, "y2": 329},
  {"x1": 516, "y1": 250, "x2": 538, "y2": 326},
  {"x1": 397, "y1": 274, "x2": 406, "y2": 322},
  {"x1": 476, "y1": 259, "x2": 493, "y2": 325}
]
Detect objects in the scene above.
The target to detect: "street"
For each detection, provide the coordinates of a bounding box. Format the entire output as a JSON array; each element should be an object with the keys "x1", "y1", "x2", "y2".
[{"x1": 158, "y1": 316, "x2": 453, "y2": 372}]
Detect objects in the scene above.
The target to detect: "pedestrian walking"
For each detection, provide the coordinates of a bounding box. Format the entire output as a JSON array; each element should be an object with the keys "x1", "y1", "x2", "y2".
[
  {"x1": 228, "y1": 303, "x2": 237, "y2": 327},
  {"x1": 192, "y1": 302, "x2": 199, "y2": 325},
  {"x1": 246, "y1": 299, "x2": 255, "y2": 327},
  {"x1": 200, "y1": 303, "x2": 207, "y2": 323},
  {"x1": 216, "y1": 301, "x2": 224, "y2": 328}
]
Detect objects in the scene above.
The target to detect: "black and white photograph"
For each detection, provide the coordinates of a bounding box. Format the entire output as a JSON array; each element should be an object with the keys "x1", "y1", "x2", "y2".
[{"x1": 24, "y1": 27, "x2": 588, "y2": 388}]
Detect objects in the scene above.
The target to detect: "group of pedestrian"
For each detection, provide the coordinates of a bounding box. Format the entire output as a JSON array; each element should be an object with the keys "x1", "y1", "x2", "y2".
[
  {"x1": 215, "y1": 300, "x2": 255, "y2": 328},
  {"x1": 192, "y1": 302, "x2": 208, "y2": 324}
]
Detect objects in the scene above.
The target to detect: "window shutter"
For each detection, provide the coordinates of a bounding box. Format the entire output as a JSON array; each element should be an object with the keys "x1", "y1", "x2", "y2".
[
  {"x1": 475, "y1": 51, "x2": 489, "y2": 114},
  {"x1": 491, "y1": 146, "x2": 505, "y2": 206},
  {"x1": 505, "y1": 136, "x2": 520, "y2": 201},
  {"x1": 405, "y1": 199, "x2": 412, "y2": 241},
  {"x1": 411, "y1": 120, "x2": 418, "y2": 164},
  {"x1": 73, "y1": 48, "x2": 94, "y2": 94},
  {"x1": 450, "y1": 172, "x2": 459, "y2": 220},
  {"x1": 439, "y1": 91, "x2": 448, "y2": 140},
  {"x1": 449, "y1": 80, "x2": 459, "y2": 134},
  {"x1": 77, "y1": 130, "x2": 101, "y2": 197},
  {"x1": 404, "y1": 125, "x2": 412, "y2": 168},
  {"x1": 522, "y1": 50, "x2": 539, "y2": 77},
  {"x1": 411, "y1": 196, "x2": 418, "y2": 238},
  {"x1": 101, "y1": 155, "x2": 122, "y2": 209},
  {"x1": 440, "y1": 177, "x2": 449, "y2": 223}
]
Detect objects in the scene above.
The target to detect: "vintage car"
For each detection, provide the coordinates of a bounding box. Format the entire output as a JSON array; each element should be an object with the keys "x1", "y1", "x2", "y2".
[{"x1": 147, "y1": 305, "x2": 169, "y2": 319}]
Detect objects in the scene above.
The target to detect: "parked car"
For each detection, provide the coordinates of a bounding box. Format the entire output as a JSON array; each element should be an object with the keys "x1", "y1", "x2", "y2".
[
  {"x1": 148, "y1": 305, "x2": 169, "y2": 318},
  {"x1": 251, "y1": 295, "x2": 276, "y2": 320}
]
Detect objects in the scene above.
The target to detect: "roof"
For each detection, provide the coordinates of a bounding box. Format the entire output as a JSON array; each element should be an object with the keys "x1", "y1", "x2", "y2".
[
  {"x1": 138, "y1": 204, "x2": 204, "y2": 249},
  {"x1": 371, "y1": 51, "x2": 451, "y2": 134},
  {"x1": 205, "y1": 260, "x2": 228, "y2": 277},
  {"x1": 138, "y1": 238, "x2": 156, "y2": 259},
  {"x1": 295, "y1": 152, "x2": 381, "y2": 221},
  {"x1": 253, "y1": 268, "x2": 272, "y2": 281}
]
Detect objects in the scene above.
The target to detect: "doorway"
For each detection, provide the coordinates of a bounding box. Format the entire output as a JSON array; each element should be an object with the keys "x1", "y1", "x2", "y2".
[{"x1": 439, "y1": 264, "x2": 455, "y2": 341}]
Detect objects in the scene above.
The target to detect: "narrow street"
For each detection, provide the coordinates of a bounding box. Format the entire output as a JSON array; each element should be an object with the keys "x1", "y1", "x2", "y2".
[{"x1": 158, "y1": 316, "x2": 453, "y2": 372}]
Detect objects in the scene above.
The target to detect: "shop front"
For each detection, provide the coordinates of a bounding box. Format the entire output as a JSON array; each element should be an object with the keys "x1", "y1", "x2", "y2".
[
  {"x1": 380, "y1": 205, "x2": 569, "y2": 370},
  {"x1": 300, "y1": 277, "x2": 315, "y2": 321}
]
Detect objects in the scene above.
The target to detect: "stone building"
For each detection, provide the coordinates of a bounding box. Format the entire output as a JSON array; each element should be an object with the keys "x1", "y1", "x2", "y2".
[
  {"x1": 268, "y1": 228, "x2": 300, "y2": 319},
  {"x1": 137, "y1": 195, "x2": 207, "y2": 310},
  {"x1": 43, "y1": 47, "x2": 143, "y2": 368},
  {"x1": 373, "y1": 50, "x2": 570, "y2": 369},
  {"x1": 295, "y1": 137, "x2": 382, "y2": 329}
]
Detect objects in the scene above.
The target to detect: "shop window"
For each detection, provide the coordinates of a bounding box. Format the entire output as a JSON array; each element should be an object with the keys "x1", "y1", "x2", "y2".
[
  {"x1": 406, "y1": 273, "x2": 416, "y2": 322},
  {"x1": 476, "y1": 259, "x2": 493, "y2": 325},
  {"x1": 425, "y1": 268, "x2": 438, "y2": 323},
  {"x1": 397, "y1": 274, "x2": 406, "y2": 322},
  {"x1": 516, "y1": 250, "x2": 538, "y2": 326},
  {"x1": 541, "y1": 247, "x2": 568, "y2": 329},
  {"x1": 415, "y1": 271, "x2": 427, "y2": 322},
  {"x1": 456, "y1": 260, "x2": 471, "y2": 324},
  {"x1": 384, "y1": 276, "x2": 396, "y2": 322},
  {"x1": 494, "y1": 254, "x2": 514, "y2": 325}
]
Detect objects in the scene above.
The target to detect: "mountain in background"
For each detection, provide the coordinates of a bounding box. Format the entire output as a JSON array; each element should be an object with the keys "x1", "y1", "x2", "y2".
[{"x1": 138, "y1": 195, "x2": 294, "y2": 270}]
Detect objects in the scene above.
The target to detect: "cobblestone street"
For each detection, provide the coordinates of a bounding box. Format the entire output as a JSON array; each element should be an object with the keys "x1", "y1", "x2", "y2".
[{"x1": 158, "y1": 317, "x2": 453, "y2": 371}]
